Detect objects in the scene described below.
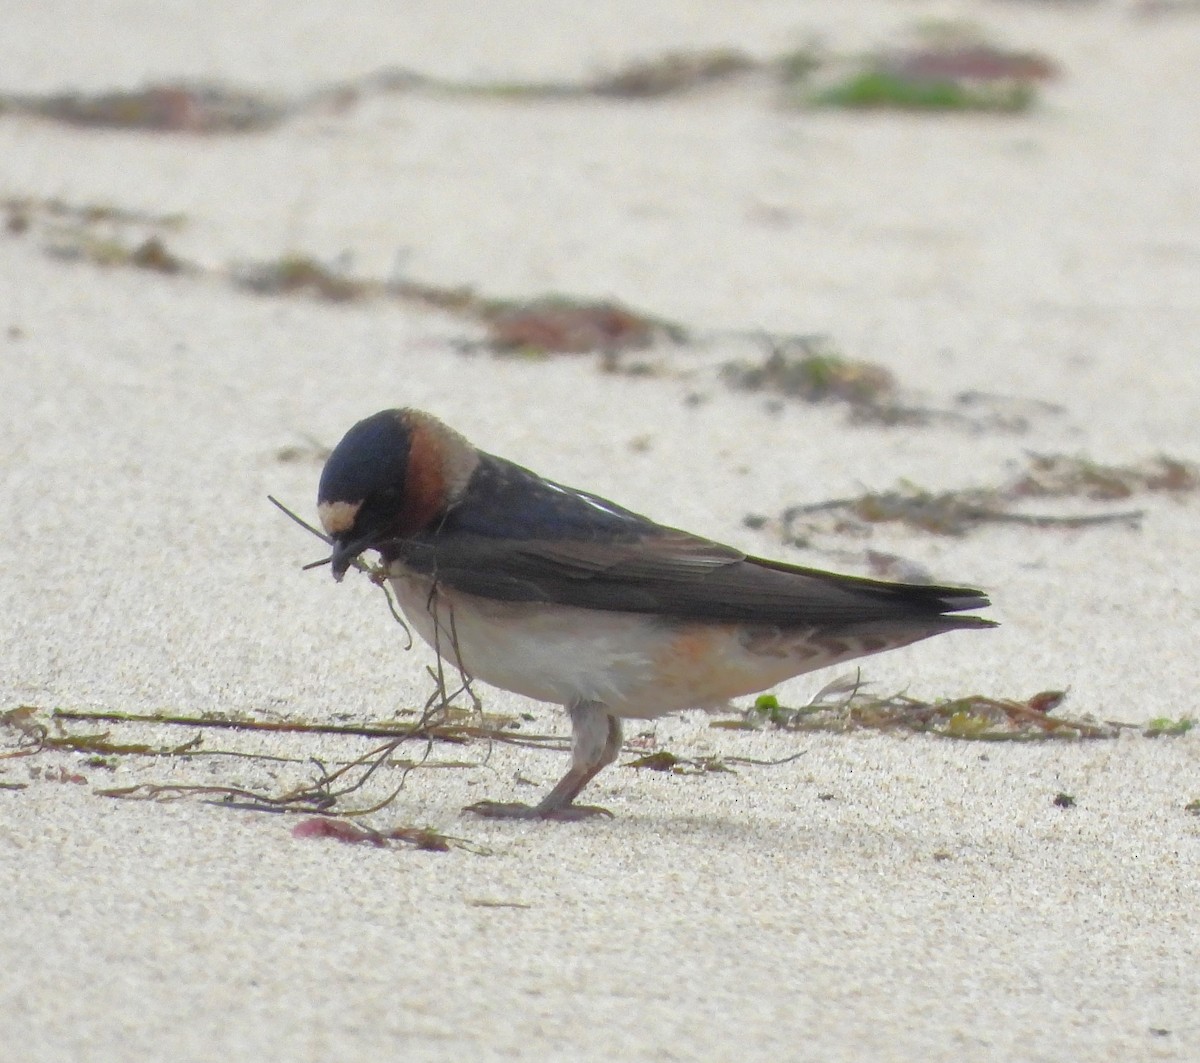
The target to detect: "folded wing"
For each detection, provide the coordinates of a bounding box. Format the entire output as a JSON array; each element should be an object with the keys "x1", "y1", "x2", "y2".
[{"x1": 390, "y1": 455, "x2": 994, "y2": 629}]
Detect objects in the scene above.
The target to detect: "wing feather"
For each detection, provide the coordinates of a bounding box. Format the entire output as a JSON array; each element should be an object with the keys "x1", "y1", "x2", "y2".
[
  {"x1": 384, "y1": 453, "x2": 994, "y2": 628},
  {"x1": 394, "y1": 531, "x2": 992, "y2": 627}
]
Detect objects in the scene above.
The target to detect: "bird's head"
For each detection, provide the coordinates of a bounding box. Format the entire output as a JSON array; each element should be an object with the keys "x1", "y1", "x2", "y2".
[{"x1": 316, "y1": 408, "x2": 478, "y2": 581}]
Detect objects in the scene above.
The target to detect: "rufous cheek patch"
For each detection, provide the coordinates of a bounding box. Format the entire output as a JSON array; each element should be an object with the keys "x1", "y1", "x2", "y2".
[{"x1": 399, "y1": 418, "x2": 450, "y2": 535}]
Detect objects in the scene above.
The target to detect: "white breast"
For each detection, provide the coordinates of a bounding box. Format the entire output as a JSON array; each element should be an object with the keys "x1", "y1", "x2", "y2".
[
  {"x1": 386, "y1": 569, "x2": 843, "y2": 718},
  {"x1": 387, "y1": 570, "x2": 671, "y2": 713}
]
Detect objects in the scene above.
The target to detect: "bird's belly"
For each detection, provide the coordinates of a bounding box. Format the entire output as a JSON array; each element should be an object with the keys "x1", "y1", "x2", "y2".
[{"x1": 387, "y1": 571, "x2": 833, "y2": 717}]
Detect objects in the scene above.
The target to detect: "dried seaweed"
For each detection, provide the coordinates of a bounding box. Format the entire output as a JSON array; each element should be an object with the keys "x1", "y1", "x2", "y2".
[
  {"x1": 291, "y1": 816, "x2": 487, "y2": 854},
  {"x1": 624, "y1": 751, "x2": 734, "y2": 775},
  {"x1": 127, "y1": 236, "x2": 185, "y2": 273},
  {"x1": 16, "y1": 197, "x2": 683, "y2": 360},
  {"x1": 43, "y1": 691, "x2": 551, "y2": 821},
  {"x1": 1142, "y1": 717, "x2": 1196, "y2": 738},
  {"x1": 1008, "y1": 454, "x2": 1199, "y2": 500},
  {"x1": 588, "y1": 49, "x2": 758, "y2": 98},
  {"x1": 62, "y1": 496, "x2": 543, "y2": 819},
  {"x1": 232, "y1": 255, "x2": 377, "y2": 302},
  {"x1": 810, "y1": 68, "x2": 1035, "y2": 113},
  {"x1": 275, "y1": 438, "x2": 333, "y2": 465},
  {"x1": 0, "y1": 32, "x2": 1064, "y2": 179},
  {"x1": 44, "y1": 230, "x2": 193, "y2": 274},
  {"x1": 467, "y1": 899, "x2": 533, "y2": 909},
  {"x1": 713, "y1": 676, "x2": 1126, "y2": 741},
  {"x1": 780, "y1": 485, "x2": 1142, "y2": 538},
  {"x1": 1132, "y1": 0, "x2": 1200, "y2": 17},
  {"x1": 4, "y1": 83, "x2": 287, "y2": 132},
  {"x1": 345, "y1": 49, "x2": 764, "y2": 102},
  {"x1": 2, "y1": 196, "x2": 186, "y2": 230},
  {"x1": 94, "y1": 728, "x2": 438, "y2": 817},
  {"x1": 0, "y1": 707, "x2": 45, "y2": 759},
  {"x1": 0, "y1": 500, "x2": 509, "y2": 824},
  {"x1": 0, "y1": 39, "x2": 1055, "y2": 133},
  {"x1": 758, "y1": 452, "x2": 1197, "y2": 542},
  {"x1": 9, "y1": 196, "x2": 191, "y2": 277},
  {"x1": 800, "y1": 27, "x2": 1058, "y2": 114},
  {"x1": 720, "y1": 337, "x2": 1062, "y2": 433},
  {"x1": 721, "y1": 338, "x2": 896, "y2": 407},
  {"x1": 51, "y1": 707, "x2": 553, "y2": 747},
  {"x1": 0, "y1": 52, "x2": 761, "y2": 137},
  {"x1": 481, "y1": 296, "x2": 685, "y2": 355}
]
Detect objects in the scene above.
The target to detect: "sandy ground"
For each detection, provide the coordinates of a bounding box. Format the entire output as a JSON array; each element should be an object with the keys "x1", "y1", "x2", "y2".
[{"x1": 2, "y1": 2, "x2": 1198, "y2": 1061}]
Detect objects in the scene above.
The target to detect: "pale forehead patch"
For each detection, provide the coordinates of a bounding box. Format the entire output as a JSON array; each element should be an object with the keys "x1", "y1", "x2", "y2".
[{"x1": 317, "y1": 499, "x2": 362, "y2": 536}]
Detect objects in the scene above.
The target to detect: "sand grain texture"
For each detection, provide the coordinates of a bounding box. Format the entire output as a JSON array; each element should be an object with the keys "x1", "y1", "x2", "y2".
[{"x1": 1, "y1": 3, "x2": 1197, "y2": 1061}]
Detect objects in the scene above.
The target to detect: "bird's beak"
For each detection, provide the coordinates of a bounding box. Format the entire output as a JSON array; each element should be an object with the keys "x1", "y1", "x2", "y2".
[{"x1": 329, "y1": 537, "x2": 364, "y2": 582}]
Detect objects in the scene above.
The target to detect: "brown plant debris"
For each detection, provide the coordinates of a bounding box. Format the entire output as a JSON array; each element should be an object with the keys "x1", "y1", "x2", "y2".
[
  {"x1": 17, "y1": 198, "x2": 682, "y2": 360},
  {"x1": 779, "y1": 485, "x2": 1140, "y2": 538},
  {"x1": 9, "y1": 196, "x2": 192, "y2": 276},
  {"x1": 3, "y1": 196, "x2": 186, "y2": 230},
  {"x1": 946, "y1": 390, "x2": 1066, "y2": 434},
  {"x1": 0, "y1": 705, "x2": 198, "y2": 760},
  {"x1": 232, "y1": 255, "x2": 377, "y2": 302},
  {"x1": 391, "y1": 48, "x2": 765, "y2": 101},
  {"x1": 713, "y1": 679, "x2": 1124, "y2": 741},
  {"x1": 722, "y1": 338, "x2": 897, "y2": 407},
  {"x1": 598, "y1": 351, "x2": 667, "y2": 379},
  {"x1": 1133, "y1": 1, "x2": 1200, "y2": 18},
  {"x1": 721, "y1": 337, "x2": 1060, "y2": 432},
  {"x1": 128, "y1": 236, "x2": 185, "y2": 273},
  {"x1": 1008, "y1": 454, "x2": 1199, "y2": 500},
  {"x1": 93, "y1": 733, "x2": 441, "y2": 816},
  {"x1": 467, "y1": 899, "x2": 533, "y2": 909},
  {"x1": 275, "y1": 438, "x2": 333, "y2": 465},
  {"x1": 801, "y1": 24, "x2": 1058, "y2": 113},
  {"x1": 1, "y1": 707, "x2": 43, "y2": 759},
  {"x1": 0, "y1": 51, "x2": 764, "y2": 137},
  {"x1": 756, "y1": 453, "x2": 1196, "y2": 542},
  {"x1": 589, "y1": 49, "x2": 759, "y2": 97},
  {"x1": 881, "y1": 44, "x2": 1058, "y2": 85},
  {"x1": 0, "y1": 40, "x2": 1055, "y2": 139},
  {"x1": 51, "y1": 707, "x2": 557, "y2": 749},
  {"x1": 32, "y1": 766, "x2": 88, "y2": 784},
  {"x1": 623, "y1": 751, "x2": 734, "y2": 775},
  {"x1": 235, "y1": 255, "x2": 488, "y2": 314},
  {"x1": 5, "y1": 83, "x2": 288, "y2": 132},
  {"x1": 44, "y1": 229, "x2": 187, "y2": 272},
  {"x1": 291, "y1": 816, "x2": 484, "y2": 853},
  {"x1": 335, "y1": 50, "x2": 767, "y2": 102},
  {"x1": 482, "y1": 296, "x2": 686, "y2": 355},
  {"x1": 45, "y1": 601, "x2": 558, "y2": 821}
]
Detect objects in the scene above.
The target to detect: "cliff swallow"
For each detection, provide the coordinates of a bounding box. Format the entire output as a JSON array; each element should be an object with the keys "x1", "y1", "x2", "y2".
[{"x1": 317, "y1": 408, "x2": 995, "y2": 820}]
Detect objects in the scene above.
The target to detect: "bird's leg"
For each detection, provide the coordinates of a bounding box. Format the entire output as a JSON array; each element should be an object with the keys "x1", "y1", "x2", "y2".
[
  {"x1": 465, "y1": 700, "x2": 621, "y2": 821},
  {"x1": 533, "y1": 703, "x2": 622, "y2": 819}
]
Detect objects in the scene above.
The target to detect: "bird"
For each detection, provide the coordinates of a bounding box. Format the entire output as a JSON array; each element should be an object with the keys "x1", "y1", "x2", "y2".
[{"x1": 316, "y1": 408, "x2": 996, "y2": 820}]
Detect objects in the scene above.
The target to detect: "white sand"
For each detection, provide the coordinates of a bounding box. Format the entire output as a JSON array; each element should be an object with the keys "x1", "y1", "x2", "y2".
[{"x1": 1, "y1": 3, "x2": 1198, "y2": 1061}]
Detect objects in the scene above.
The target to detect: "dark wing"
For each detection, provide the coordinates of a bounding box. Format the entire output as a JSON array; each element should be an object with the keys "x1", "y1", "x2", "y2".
[{"x1": 387, "y1": 454, "x2": 994, "y2": 629}]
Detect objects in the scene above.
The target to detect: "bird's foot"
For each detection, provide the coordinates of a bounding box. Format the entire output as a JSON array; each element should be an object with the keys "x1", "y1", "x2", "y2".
[{"x1": 464, "y1": 800, "x2": 614, "y2": 821}]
